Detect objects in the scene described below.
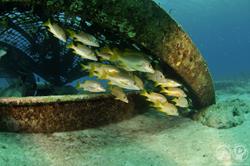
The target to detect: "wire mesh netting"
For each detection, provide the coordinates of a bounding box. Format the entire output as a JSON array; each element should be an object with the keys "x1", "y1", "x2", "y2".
[{"x1": 0, "y1": 9, "x2": 91, "y2": 96}]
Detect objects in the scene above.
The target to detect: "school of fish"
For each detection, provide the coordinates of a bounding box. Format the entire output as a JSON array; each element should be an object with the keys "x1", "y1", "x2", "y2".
[{"x1": 43, "y1": 19, "x2": 190, "y2": 116}]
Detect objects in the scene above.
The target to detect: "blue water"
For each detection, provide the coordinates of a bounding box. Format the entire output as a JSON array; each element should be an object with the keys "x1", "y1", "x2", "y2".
[{"x1": 155, "y1": 0, "x2": 250, "y2": 80}]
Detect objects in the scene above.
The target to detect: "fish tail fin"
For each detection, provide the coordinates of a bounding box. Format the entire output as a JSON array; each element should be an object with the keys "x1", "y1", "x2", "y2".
[
  {"x1": 72, "y1": 51, "x2": 78, "y2": 55},
  {"x1": 89, "y1": 72, "x2": 94, "y2": 77},
  {"x1": 80, "y1": 64, "x2": 89, "y2": 71},
  {"x1": 148, "y1": 101, "x2": 158, "y2": 109},
  {"x1": 109, "y1": 55, "x2": 116, "y2": 62},
  {"x1": 110, "y1": 84, "x2": 116, "y2": 88},
  {"x1": 66, "y1": 29, "x2": 75, "y2": 38},
  {"x1": 110, "y1": 53, "x2": 119, "y2": 62},
  {"x1": 95, "y1": 50, "x2": 104, "y2": 60},
  {"x1": 160, "y1": 90, "x2": 166, "y2": 95},
  {"x1": 172, "y1": 98, "x2": 177, "y2": 103},
  {"x1": 95, "y1": 50, "x2": 99, "y2": 56},
  {"x1": 108, "y1": 81, "x2": 115, "y2": 86},
  {"x1": 123, "y1": 97, "x2": 129, "y2": 103},
  {"x1": 67, "y1": 42, "x2": 74, "y2": 49},
  {"x1": 154, "y1": 82, "x2": 160, "y2": 87},
  {"x1": 89, "y1": 66, "x2": 95, "y2": 76},
  {"x1": 156, "y1": 107, "x2": 164, "y2": 113},
  {"x1": 114, "y1": 97, "x2": 120, "y2": 101},
  {"x1": 153, "y1": 102, "x2": 161, "y2": 109},
  {"x1": 140, "y1": 90, "x2": 148, "y2": 96},
  {"x1": 43, "y1": 19, "x2": 51, "y2": 27},
  {"x1": 76, "y1": 81, "x2": 81, "y2": 89}
]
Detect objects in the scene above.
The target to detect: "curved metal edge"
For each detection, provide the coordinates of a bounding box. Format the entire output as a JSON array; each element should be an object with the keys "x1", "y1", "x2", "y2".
[
  {"x1": 0, "y1": 94, "x2": 112, "y2": 106},
  {"x1": 0, "y1": 93, "x2": 147, "y2": 133}
]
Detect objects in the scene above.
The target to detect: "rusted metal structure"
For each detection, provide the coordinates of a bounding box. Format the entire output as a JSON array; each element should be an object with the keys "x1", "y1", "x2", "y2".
[
  {"x1": 0, "y1": 0, "x2": 215, "y2": 132},
  {"x1": 0, "y1": 94, "x2": 146, "y2": 133}
]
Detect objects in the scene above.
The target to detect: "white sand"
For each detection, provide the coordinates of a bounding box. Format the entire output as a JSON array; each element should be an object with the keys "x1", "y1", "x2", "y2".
[{"x1": 0, "y1": 79, "x2": 249, "y2": 166}]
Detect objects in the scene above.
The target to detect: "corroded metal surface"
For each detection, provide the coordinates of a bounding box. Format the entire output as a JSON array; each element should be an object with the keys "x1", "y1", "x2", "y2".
[
  {"x1": 0, "y1": 94, "x2": 146, "y2": 133},
  {"x1": 0, "y1": 0, "x2": 215, "y2": 108},
  {"x1": 0, "y1": 0, "x2": 216, "y2": 133}
]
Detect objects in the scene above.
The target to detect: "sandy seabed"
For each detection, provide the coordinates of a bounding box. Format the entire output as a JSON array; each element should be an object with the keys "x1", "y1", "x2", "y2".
[{"x1": 0, "y1": 78, "x2": 250, "y2": 166}]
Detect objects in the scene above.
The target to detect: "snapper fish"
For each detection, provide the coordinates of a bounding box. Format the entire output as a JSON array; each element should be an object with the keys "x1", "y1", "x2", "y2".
[
  {"x1": 156, "y1": 79, "x2": 182, "y2": 88},
  {"x1": 110, "y1": 86, "x2": 128, "y2": 103},
  {"x1": 154, "y1": 102, "x2": 179, "y2": 116},
  {"x1": 81, "y1": 62, "x2": 139, "y2": 90},
  {"x1": 114, "y1": 49, "x2": 155, "y2": 73},
  {"x1": 146, "y1": 70, "x2": 166, "y2": 83},
  {"x1": 81, "y1": 62, "x2": 120, "y2": 78},
  {"x1": 146, "y1": 70, "x2": 182, "y2": 88},
  {"x1": 98, "y1": 47, "x2": 154, "y2": 73},
  {"x1": 76, "y1": 80, "x2": 105, "y2": 92},
  {"x1": 43, "y1": 19, "x2": 67, "y2": 42},
  {"x1": 172, "y1": 97, "x2": 189, "y2": 108},
  {"x1": 160, "y1": 87, "x2": 187, "y2": 98},
  {"x1": 67, "y1": 43, "x2": 97, "y2": 61},
  {"x1": 67, "y1": 29, "x2": 100, "y2": 47},
  {"x1": 96, "y1": 46, "x2": 115, "y2": 61},
  {"x1": 107, "y1": 73, "x2": 140, "y2": 90},
  {"x1": 140, "y1": 91, "x2": 167, "y2": 104}
]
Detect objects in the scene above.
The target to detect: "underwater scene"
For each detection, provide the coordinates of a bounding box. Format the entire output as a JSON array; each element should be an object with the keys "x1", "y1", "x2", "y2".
[{"x1": 0, "y1": 0, "x2": 249, "y2": 165}]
